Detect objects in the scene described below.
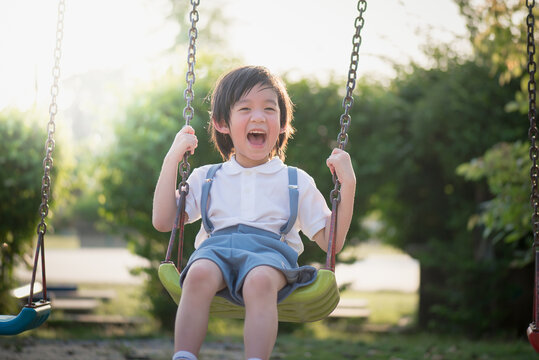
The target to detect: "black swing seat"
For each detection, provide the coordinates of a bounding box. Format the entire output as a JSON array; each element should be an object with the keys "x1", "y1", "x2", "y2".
[
  {"x1": 159, "y1": 262, "x2": 340, "y2": 322},
  {"x1": 0, "y1": 301, "x2": 51, "y2": 336}
]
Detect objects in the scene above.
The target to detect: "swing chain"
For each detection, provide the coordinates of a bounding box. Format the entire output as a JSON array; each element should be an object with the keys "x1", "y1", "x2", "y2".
[
  {"x1": 325, "y1": 0, "x2": 367, "y2": 272},
  {"x1": 37, "y1": 0, "x2": 65, "y2": 236},
  {"x1": 164, "y1": 0, "x2": 200, "y2": 265},
  {"x1": 336, "y1": 0, "x2": 366, "y2": 152},
  {"x1": 330, "y1": 0, "x2": 366, "y2": 200},
  {"x1": 528, "y1": 0, "x2": 539, "y2": 245},
  {"x1": 179, "y1": 0, "x2": 200, "y2": 188}
]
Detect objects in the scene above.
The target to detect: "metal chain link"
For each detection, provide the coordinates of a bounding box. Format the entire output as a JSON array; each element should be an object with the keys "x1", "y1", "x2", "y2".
[
  {"x1": 37, "y1": 0, "x2": 65, "y2": 236},
  {"x1": 528, "y1": 0, "x2": 538, "y2": 245},
  {"x1": 179, "y1": 0, "x2": 200, "y2": 189},
  {"x1": 165, "y1": 0, "x2": 200, "y2": 265},
  {"x1": 330, "y1": 0, "x2": 367, "y2": 201}
]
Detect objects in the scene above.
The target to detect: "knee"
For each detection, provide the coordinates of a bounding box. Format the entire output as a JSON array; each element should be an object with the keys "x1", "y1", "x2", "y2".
[
  {"x1": 243, "y1": 267, "x2": 284, "y2": 302},
  {"x1": 183, "y1": 260, "x2": 222, "y2": 295}
]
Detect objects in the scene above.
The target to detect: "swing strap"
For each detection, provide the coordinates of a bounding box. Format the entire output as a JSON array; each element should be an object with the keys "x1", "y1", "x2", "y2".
[
  {"x1": 200, "y1": 164, "x2": 299, "y2": 240},
  {"x1": 200, "y1": 163, "x2": 223, "y2": 233},
  {"x1": 280, "y1": 167, "x2": 299, "y2": 236}
]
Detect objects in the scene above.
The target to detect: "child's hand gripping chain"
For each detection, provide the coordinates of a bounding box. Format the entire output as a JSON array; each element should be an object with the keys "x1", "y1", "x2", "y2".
[{"x1": 152, "y1": 126, "x2": 198, "y2": 232}]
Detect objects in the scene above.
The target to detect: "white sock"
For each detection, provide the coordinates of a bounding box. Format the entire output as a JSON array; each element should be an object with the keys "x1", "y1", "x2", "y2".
[{"x1": 172, "y1": 350, "x2": 197, "y2": 360}]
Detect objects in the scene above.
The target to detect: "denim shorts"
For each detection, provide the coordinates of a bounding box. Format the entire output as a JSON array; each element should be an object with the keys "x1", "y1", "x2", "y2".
[{"x1": 179, "y1": 224, "x2": 317, "y2": 306}]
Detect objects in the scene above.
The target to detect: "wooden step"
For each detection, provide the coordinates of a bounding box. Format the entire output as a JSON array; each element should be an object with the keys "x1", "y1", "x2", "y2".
[
  {"x1": 10, "y1": 283, "x2": 43, "y2": 299},
  {"x1": 51, "y1": 298, "x2": 99, "y2": 312},
  {"x1": 330, "y1": 298, "x2": 370, "y2": 318},
  {"x1": 50, "y1": 314, "x2": 147, "y2": 325}
]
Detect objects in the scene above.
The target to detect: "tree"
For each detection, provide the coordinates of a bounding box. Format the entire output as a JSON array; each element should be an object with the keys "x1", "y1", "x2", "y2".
[
  {"x1": 359, "y1": 57, "x2": 526, "y2": 334},
  {"x1": 442, "y1": 0, "x2": 538, "y2": 333},
  {"x1": 455, "y1": 0, "x2": 528, "y2": 83},
  {"x1": 458, "y1": 142, "x2": 531, "y2": 267},
  {"x1": 168, "y1": 0, "x2": 229, "y2": 49},
  {"x1": 455, "y1": 0, "x2": 537, "y2": 116}
]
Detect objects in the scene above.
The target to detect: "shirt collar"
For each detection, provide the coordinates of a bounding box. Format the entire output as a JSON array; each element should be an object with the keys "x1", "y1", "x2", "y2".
[{"x1": 221, "y1": 156, "x2": 286, "y2": 175}]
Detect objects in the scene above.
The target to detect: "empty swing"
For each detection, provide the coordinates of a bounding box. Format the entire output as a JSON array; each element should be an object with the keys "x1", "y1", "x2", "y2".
[
  {"x1": 158, "y1": 0, "x2": 367, "y2": 322},
  {"x1": 0, "y1": 0, "x2": 65, "y2": 336}
]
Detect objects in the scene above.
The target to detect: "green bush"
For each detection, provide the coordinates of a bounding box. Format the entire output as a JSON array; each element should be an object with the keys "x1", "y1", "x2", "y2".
[{"x1": 0, "y1": 110, "x2": 48, "y2": 313}]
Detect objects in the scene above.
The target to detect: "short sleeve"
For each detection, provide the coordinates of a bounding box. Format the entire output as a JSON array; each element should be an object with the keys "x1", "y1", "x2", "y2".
[
  {"x1": 180, "y1": 165, "x2": 210, "y2": 224},
  {"x1": 296, "y1": 169, "x2": 331, "y2": 240}
]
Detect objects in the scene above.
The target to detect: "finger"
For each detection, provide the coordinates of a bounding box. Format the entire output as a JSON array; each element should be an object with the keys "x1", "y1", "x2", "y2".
[
  {"x1": 191, "y1": 139, "x2": 198, "y2": 154},
  {"x1": 326, "y1": 157, "x2": 336, "y2": 175},
  {"x1": 333, "y1": 148, "x2": 348, "y2": 159},
  {"x1": 181, "y1": 125, "x2": 195, "y2": 135}
]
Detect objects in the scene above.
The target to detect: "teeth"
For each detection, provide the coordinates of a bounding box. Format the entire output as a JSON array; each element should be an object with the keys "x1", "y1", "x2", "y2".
[{"x1": 249, "y1": 130, "x2": 265, "y2": 134}]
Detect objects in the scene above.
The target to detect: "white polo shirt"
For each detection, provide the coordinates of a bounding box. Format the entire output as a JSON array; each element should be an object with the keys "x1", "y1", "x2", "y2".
[{"x1": 183, "y1": 157, "x2": 331, "y2": 255}]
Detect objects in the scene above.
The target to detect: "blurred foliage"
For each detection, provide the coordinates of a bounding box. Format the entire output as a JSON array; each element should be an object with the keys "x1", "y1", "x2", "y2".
[
  {"x1": 0, "y1": 110, "x2": 49, "y2": 313},
  {"x1": 456, "y1": 0, "x2": 538, "y2": 114},
  {"x1": 376, "y1": 59, "x2": 522, "y2": 250},
  {"x1": 458, "y1": 142, "x2": 531, "y2": 267},
  {"x1": 98, "y1": 55, "x2": 242, "y2": 328},
  {"x1": 435, "y1": 0, "x2": 538, "y2": 334},
  {"x1": 168, "y1": 0, "x2": 229, "y2": 49},
  {"x1": 0, "y1": 107, "x2": 78, "y2": 315},
  {"x1": 456, "y1": 0, "x2": 529, "y2": 82},
  {"x1": 284, "y1": 79, "x2": 380, "y2": 262},
  {"x1": 361, "y1": 56, "x2": 527, "y2": 334}
]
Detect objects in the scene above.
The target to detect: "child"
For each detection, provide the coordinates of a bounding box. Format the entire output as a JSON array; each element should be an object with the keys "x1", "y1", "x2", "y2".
[{"x1": 152, "y1": 66, "x2": 356, "y2": 360}]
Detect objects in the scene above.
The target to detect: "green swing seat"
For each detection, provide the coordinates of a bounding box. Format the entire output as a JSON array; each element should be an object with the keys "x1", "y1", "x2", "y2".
[
  {"x1": 0, "y1": 302, "x2": 51, "y2": 336},
  {"x1": 158, "y1": 262, "x2": 340, "y2": 322}
]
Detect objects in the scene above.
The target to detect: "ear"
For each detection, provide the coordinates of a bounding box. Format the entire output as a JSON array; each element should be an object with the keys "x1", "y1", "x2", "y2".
[
  {"x1": 213, "y1": 117, "x2": 230, "y2": 134},
  {"x1": 279, "y1": 125, "x2": 287, "y2": 134}
]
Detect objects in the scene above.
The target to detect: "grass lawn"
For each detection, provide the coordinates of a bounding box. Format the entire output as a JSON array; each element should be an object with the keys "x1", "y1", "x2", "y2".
[
  {"x1": 203, "y1": 289, "x2": 535, "y2": 359},
  {"x1": 203, "y1": 318, "x2": 535, "y2": 359},
  {"x1": 273, "y1": 331, "x2": 535, "y2": 360}
]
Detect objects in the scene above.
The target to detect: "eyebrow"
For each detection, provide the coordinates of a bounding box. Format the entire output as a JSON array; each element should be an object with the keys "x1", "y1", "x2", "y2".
[{"x1": 235, "y1": 98, "x2": 278, "y2": 106}]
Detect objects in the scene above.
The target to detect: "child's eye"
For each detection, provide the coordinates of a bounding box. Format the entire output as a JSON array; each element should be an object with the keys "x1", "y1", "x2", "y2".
[
  {"x1": 265, "y1": 107, "x2": 276, "y2": 112},
  {"x1": 239, "y1": 107, "x2": 250, "y2": 111}
]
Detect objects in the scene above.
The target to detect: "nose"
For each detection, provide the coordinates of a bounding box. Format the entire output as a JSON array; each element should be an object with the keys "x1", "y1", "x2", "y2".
[{"x1": 250, "y1": 110, "x2": 265, "y2": 123}]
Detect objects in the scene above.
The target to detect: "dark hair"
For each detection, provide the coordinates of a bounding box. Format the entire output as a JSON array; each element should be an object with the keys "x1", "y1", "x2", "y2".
[{"x1": 209, "y1": 65, "x2": 294, "y2": 161}]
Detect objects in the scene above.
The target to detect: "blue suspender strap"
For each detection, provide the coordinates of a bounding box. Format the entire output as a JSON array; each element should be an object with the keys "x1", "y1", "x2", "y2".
[
  {"x1": 200, "y1": 163, "x2": 223, "y2": 234},
  {"x1": 280, "y1": 166, "x2": 299, "y2": 237}
]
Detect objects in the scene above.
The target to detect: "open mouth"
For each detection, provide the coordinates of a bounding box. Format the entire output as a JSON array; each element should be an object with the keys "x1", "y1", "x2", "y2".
[{"x1": 247, "y1": 130, "x2": 266, "y2": 146}]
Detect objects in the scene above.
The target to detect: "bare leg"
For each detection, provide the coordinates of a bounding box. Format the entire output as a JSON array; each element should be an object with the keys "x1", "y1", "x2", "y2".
[
  {"x1": 174, "y1": 259, "x2": 226, "y2": 355},
  {"x1": 242, "y1": 266, "x2": 287, "y2": 360}
]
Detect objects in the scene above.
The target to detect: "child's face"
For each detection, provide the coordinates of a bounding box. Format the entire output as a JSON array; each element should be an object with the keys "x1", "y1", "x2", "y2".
[{"x1": 215, "y1": 83, "x2": 284, "y2": 168}]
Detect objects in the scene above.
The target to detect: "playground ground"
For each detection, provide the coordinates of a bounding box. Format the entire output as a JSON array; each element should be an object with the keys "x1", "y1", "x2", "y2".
[
  {"x1": 0, "y1": 329, "x2": 535, "y2": 360},
  {"x1": 5, "y1": 236, "x2": 536, "y2": 359}
]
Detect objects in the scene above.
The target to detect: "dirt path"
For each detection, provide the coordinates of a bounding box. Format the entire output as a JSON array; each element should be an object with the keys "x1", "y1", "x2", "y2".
[{"x1": 0, "y1": 338, "x2": 245, "y2": 360}]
